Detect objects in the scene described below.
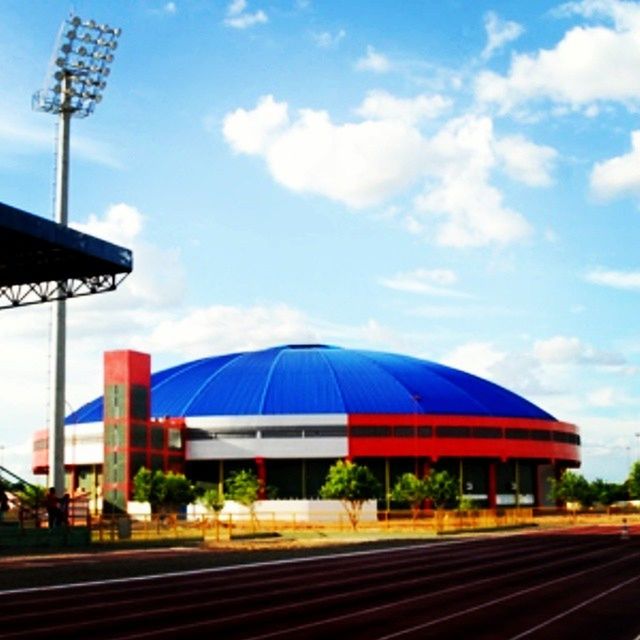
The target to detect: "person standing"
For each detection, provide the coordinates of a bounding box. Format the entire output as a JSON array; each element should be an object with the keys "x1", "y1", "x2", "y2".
[
  {"x1": 0, "y1": 485, "x2": 9, "y2": 522},
  {"x1": 44, "y1": 487, "x2": 59, "y2": 528},
  {"x1": 58, "y1": 493, "x2": 70, "y2": 526}
]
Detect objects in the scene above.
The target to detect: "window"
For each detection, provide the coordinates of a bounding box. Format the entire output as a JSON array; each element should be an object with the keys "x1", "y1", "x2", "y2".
[
  {"x1": 505, "y1": 428, "x2": 530, "y2": 440},
  {"x1": 436, "y1": 426, "x2": 471, "y2": 438},
  {"x1": 509, "y1": 428, "x2": 531, "y2": 440},
  {"x1": 131, "y1": 424, "x2": 148, "y2": 448},
  {"x1": 417, "y1": 426, "x2": 433, "y2": 438},
  {"x1": 303, "y1": 427, "x2": 347, "y2": 438},
  {"x1": 186, "y1": 429, "x2": 214, "y2": 440},
  {"x1": 472, "y1": 427, "x2": 502, "y2": 439},
  {"x1": 130, "y1": 385, "x2": 148, "y2": 420},
  {"x1": 262, "y1": 428, "x2": 303, "y2": 439},
  {"x1": 351, "y1": 426, "x2": 392, "y2": 437},
  {"x1": 105, "y1": 384, "x2": 125, "y2": 419},
  {"x1": 394, "y1": 426, "x2": 414, "y2": 438},
  {"x1": 218, "y1": 430, "x2": 256, "y2": 439},
  {"x1": 168, "y1": 428, "x2": 182, "y2": 450},
  {"x1": 553, "y1": 431, "x2": 580, "y2": 445},
  {"x1": 530, "y1": 430, "x2": 551, "y2": 441},
  {"x1": 150, "y1": 427, "x2": 165, "y2": 450}
]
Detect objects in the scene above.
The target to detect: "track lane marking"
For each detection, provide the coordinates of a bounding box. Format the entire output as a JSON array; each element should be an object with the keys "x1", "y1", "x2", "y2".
[
  {"x1": 0, "y1": 539, "x2": 475, "y2": 596},
  {"x1": 507, "y1": 573, "x2": 640, "y2": 639},
  {"x1": 0, "y1": 532, "x2": 546, "y2": 599},
  {"x1": 4, "y1": 544, "x2": 584, "y2": 623},
  {"x1": 373, "y1": 552, "x2": 640, "y2": 640},
  {"x1": 109, "y1": 544, "x2": 626, "y2": 640},
  {"x1": 2, "y1": 537, "x2": 597, "y2": 637}
]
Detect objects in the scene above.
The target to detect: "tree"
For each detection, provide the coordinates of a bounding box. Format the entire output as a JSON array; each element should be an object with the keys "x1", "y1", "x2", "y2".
[
  {"x1": 15, "y1": 483, "x2": 46, "y2": 510},
  {"x1": 225, "y1": 469, "x2": 260, "y2": 526},
  {"x1": 14, "y1": 483, "x2": 46, "y2": 527},
  {"x1": 162, "y1": 471, "x2": 197, "y2": 509},
  {"x1": 197, "y1": 484, "x2": 226, "y2": 540},
  {"x1": 199, "y1": 486, "x2": 225, "y2": 514},
  {"x1": 319, "y1": 460, "x2": 381, "y2": 530},
  {"x1": 590, "y1": 478, "x2": 627, "y2": 506},
  {"x1": 390, "y1": 473, "x2": 430, "y2": 520},
  {"x1": 549, "y1": 470, "x2": 593, "y2": 508},
  {"x1": 424, "y1": 470, "x2": 458, "y2": 509},
  {"x1": 627, "y1": 461, "x2": 640, "y2": 499},
  {"x1": 133, "y1": 467, "x2": 196, "y2": 514}
]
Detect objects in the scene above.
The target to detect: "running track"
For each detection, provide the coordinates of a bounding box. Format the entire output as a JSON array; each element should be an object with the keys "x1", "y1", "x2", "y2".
[{"x1": 1, "y1": 527, "x2": 639, "y2": 639}]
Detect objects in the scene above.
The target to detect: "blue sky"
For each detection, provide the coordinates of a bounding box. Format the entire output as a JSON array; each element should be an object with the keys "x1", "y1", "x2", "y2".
[{"x1": 1, "y1": 0, "x2": 640, "y2": 483}]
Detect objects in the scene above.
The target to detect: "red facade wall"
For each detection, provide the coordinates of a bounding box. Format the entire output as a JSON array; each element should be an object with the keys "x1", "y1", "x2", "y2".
[{"x1": 348, "y1": 413, "x2": 580, "y2": 466}]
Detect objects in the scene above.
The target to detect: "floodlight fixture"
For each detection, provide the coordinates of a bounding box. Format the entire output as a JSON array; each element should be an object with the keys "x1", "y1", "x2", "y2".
[
  {"x1": 32, "y1": 13, "x2": 121, "y2": 496},
  {"x1": 32, "y1": 13, "x2": 121, "y2": 118}
]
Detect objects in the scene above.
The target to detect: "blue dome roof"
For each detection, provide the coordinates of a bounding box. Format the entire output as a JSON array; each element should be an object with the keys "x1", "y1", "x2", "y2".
[{"x1": 67, "y1": 344, "x2": 555, "y2": 423}]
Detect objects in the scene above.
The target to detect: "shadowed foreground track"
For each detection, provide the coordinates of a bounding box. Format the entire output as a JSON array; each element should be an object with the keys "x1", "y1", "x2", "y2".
[{"x1": 1, "y1": 529, "x2": 639, "y2": 639}]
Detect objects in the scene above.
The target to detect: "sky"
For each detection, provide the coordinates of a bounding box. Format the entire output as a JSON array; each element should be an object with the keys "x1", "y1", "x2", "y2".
[{"x1": 1, "y1": 0, "x2": 640, "y2": 484}]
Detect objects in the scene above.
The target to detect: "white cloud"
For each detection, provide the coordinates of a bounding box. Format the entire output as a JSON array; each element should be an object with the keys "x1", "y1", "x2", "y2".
[
  {"x1": 355, "y1": 45, "x2": 391, "y2": 73},
  {"x1": 586, "y1": 267, "x2": 640, "y2": 290},
  {"x1": 556, "y1": 0, "x2": 640, "y2": 28},
  {"x1": 481, "y1": 11, "x2": 524, "y2": 60},
  {"x1": 587, "y1": 386, "x2": 624, "y2": 407},
  {"x1": 223, "y1": 95, "x2": 289, "y2": 155},
  {"x1": 476, "y1": 1, "x2": 640, "y2": 112},
  {"x1": 379, "y1": 268, "x2": 471, "y2": 298},
  {"x1": 494, "y1": 135, "x2": 557, "y2": 186},
  {"x1": 71, "y1": 203, "x2": 186, "y2": 308},
  {"x1": 442, "y1": 341, "x2": 508, "y2": 380},
  {"x1": 164, "y1": 2, "x2": 177, "y2": 14},
  {"x1": 228, "y1": 0, "x2": 246, "y2": 14},
  {"x1": 533, "y1": 335, "x2": 625, "y2": 366},
  {"x1": 415, "y1": 115, "x2": 533, "y2": 247},
  {"x1": 142, "y1": 304, "x2": 318, "y2": 358},
  {"x1": 590, "y1": 130, "x2": 640, "y2": 199},
  {"x1": 312, "y1": 29, "x2": 346, "y2": 48},
  {"x1": 223, "y1": 98, "x2": 554, "y2": 246},
  {"x1": 224, "y1": 96, "x2": 426, "y2": 208},
  {"x1": 224, "y1": 0, "x2": 268, "y2": 29},
  {"x1": 356, "y1": 90, "x2": 452, "y2": 124}
]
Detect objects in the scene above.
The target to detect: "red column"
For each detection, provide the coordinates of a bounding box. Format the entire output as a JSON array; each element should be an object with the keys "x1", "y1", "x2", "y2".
[
  {"x1": 488, "y1": 462, "x2": 497, "y2": 510},
  {"x1": 255, "y1": 457, "x2": 267, "y2": 500}
]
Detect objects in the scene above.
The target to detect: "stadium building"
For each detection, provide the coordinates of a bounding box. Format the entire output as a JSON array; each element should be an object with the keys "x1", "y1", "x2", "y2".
[{"x1": 32, "y1": 344, "x2": 580, "y2": 511}]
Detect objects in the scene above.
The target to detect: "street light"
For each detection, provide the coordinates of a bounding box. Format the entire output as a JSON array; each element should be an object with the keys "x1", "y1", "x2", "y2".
[{"x1": 32, "y1": 14, "x2": 121, "y2": 496}]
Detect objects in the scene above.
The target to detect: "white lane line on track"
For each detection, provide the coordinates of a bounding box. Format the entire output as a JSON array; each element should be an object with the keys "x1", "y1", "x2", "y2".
[
  {"x1": 235, "y1": 550, "x2": 640, "y2": 640},
  {"x1": 372, "y1": 552, "x2": 640, "y2": 640},
  {"x1": 0, "y1": 538, "x2": 479, "y2": 596},
  {"x1": 1, "y1": 536, "x2": 543, "y2": 615},
  {"x1": 111, "y1": 544, "x2": 627, "y2": 640},
  {"x1": 2, "y1": 535, "x2": 584, "y2": 626},
  {"x1": 507, "y1": 573, "x2": 640, "y2": 639}
]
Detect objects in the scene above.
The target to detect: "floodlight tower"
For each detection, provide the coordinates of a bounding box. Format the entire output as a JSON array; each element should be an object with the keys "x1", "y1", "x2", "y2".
[{"x1": 33, "y1": 15, "x2": 121, "y2": 495}]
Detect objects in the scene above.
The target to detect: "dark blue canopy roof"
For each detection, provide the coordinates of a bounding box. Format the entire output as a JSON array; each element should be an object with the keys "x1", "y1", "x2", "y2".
[
  {"x1": 67, "y1": 344, "x2": 555, "y2": 424},
  {"x1": 0, "y1": 201, "x2": 132, "y2": 309}
]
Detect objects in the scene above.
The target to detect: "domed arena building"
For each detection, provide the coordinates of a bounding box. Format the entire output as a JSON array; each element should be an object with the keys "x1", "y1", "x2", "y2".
[{"x1": 32, "y1": 344, "x2": 580, "y2": 511}]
